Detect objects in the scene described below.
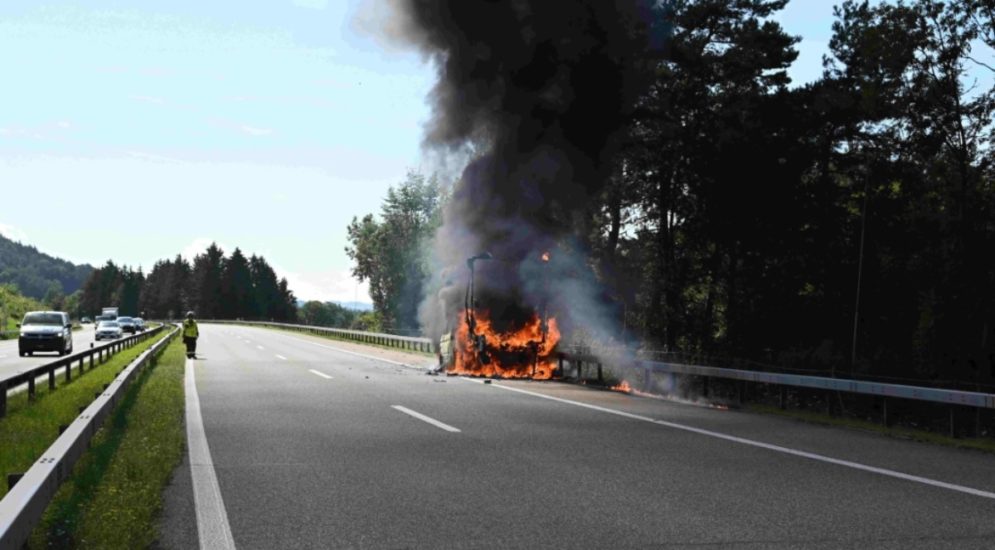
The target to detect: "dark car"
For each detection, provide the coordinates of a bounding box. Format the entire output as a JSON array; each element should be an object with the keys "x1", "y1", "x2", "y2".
[
  {"x1": 18, "y1": 311, "x2": 73, "y2": 357},
  {"x1": 117, "y1": 316, "x2": 137, "y2": 334}
]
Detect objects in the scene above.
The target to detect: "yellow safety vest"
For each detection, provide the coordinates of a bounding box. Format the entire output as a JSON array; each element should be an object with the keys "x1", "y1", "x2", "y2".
[{"x1": 183, "y1": 319, "x2": 199, "y2": 338}]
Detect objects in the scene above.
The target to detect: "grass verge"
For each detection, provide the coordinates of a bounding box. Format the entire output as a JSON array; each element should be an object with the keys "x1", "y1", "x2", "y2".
[
  {"x1": 748, "y1": 403, "x2": 995, "y2": 454},
  {"x1": 28, "y1": 337, "x2": 186, "y2": 549},
  {"x1": 0, "y1": 333, "x2": 167, "y2": 500}
]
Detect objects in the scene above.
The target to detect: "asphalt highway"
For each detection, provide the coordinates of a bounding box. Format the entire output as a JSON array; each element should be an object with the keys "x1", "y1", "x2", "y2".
[{"x1": 158, "y1": 324, "x2": 995, "y2": 549}]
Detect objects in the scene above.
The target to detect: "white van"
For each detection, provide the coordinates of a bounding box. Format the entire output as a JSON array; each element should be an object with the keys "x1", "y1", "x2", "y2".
[{"x1": 18, "y1": 311, "x2": 73, "y2": 357}]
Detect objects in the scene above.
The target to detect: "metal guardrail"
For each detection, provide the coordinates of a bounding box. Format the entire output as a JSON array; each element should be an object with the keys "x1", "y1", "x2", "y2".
[
  {"x1": 0, "y1": 325, "x2": 166, "y2": 417},
  {"x1": 640, "y1": 360, "x2": 995, "y2": 409},
  {"x1": 205, "y1": 320, "x2": 434, "y2": 354},
  {"x1": 0, "y1": 324, "x2": 179, "y2": 548},
  {"x1": 562, "y1": 352, "x2": 995, "y2": 411}
]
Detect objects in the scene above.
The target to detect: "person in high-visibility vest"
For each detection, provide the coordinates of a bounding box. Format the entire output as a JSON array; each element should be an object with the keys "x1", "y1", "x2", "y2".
[{"x1": 183, "y1": 311, "x2": 199, "y2": 359}]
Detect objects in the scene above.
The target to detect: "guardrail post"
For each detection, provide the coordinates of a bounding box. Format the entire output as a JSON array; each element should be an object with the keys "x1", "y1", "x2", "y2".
[
  {"x1": 577, "y1": 360, "x2": 583, "y2": 380},
  {"x1": 78, "y1": 356, "x2": 84, "y2": 374},
  {"x1": 28, "y1": 377, "x2": 35, "y2": 400},
  {"x1": 65, "y1": 362, "x2": 71, "y2": 383},
  {"x1": 0, "y1": 381, "x2": 6, "y2": 417},
  {"x1": 702, "y1": 376, "x2": 709, "y2": 398},
  {"x1": 89, "y1": 352, "x2": 94, "y2": 370},
  {"x1": 48, "y1": 366, "x2": 55, "y2": 390},
  {"x1": 597, "y1": 364, "x2": 604, "y2": 384},
  {"x1": 882, "y1": 397, "x2": 890, "y2": 427}
]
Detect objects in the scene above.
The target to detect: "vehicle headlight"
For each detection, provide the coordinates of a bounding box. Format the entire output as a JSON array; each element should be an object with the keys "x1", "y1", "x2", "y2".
[{"x1": 20, "y1": 332, "x2": 28, "y2": 338}]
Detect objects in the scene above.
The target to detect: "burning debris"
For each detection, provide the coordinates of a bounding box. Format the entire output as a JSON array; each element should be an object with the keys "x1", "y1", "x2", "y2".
[{"x1": 375, "y1": 1, "x2": 666, "y2": 378}]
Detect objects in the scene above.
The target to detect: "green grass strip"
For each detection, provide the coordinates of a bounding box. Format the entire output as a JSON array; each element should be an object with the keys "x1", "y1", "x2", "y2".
[
  {"x1": 0, "y1": 334, "x2": 167, "y2": 500},
  {"x1": 748, "y1": 403, "x2": 995, "y2": 454},
  {"x1": 28, "y1": 338, "x2": 185, "y2": 549}
]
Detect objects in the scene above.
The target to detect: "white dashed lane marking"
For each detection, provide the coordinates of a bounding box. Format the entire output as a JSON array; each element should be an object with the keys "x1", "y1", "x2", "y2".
[
  {"x1": 391, "y1": 405, "x2": 461, "y2": 433},
  {"x1": 308, "y1": 369, "x2": 333, "y2": 380}
]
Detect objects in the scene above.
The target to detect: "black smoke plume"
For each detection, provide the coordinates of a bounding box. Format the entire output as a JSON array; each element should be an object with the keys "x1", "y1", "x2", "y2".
[{"x1": 380, "y1": 1, "x2": 667, "y2": 345}]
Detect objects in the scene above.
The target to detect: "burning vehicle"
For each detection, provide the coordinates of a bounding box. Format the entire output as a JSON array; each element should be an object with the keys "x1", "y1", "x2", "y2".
[
  {"x1": 402, "y1": 1, "x2": 665, "y2": 382},
  {"x1": 437, "y1": 251, "x2": 561, "y2": 379}
]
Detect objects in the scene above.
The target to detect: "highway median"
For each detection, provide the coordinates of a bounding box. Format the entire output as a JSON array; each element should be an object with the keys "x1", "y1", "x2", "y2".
[
  {"x1": 26, "y1": 337, "x2": 186, "y2": 549},
  {"x1": 0, "y1": 330, "x2": 171, "y2": 501}
]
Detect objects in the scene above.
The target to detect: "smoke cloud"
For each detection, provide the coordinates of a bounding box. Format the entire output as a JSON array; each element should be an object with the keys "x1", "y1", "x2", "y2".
[{"x1": 373, "y1": 1, "x2": 667, "y2": 348}]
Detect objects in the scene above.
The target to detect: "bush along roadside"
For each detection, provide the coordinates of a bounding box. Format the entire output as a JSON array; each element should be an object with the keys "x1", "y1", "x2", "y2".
[
  {"x1": 28, "y1": 338, "x2": 186, "y2": 549},
  {"x1": 0, "y1": 332, "x2": 169, "y2": 501}
]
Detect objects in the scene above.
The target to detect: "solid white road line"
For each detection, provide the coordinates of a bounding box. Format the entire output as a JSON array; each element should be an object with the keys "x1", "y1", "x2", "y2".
[
  {"x1": 308, "y1": 369, "x2": 333, "y2": 380},
  {"x1": 185, "y1": 358, "x2": 238, "y2": 550},
  {"x1": 461, "y1": 379, "x2": 995, "y2": 501},
  {"x1": 391, "y1": 405, "x2": 461, "y2": 433},
  {"x1": 275, "y1": 354, "x2": 287, "y2": 361}
]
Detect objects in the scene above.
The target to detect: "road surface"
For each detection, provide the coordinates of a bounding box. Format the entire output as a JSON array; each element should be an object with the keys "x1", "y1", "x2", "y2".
[{"x1": 158, "y1": 324, "x2": 995, "y2": 549}]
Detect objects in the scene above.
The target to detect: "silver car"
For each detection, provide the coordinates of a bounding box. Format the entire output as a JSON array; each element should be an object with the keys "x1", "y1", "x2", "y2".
[{"x1": 95, "y1": 321, "x2": 123, "y2": 341}]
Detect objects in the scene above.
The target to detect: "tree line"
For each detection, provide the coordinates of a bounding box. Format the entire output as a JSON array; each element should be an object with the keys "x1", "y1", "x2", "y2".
[
  {"x1": 79, "y1": 243, "x2": 297, "y2": 321},
  {"x1": 349, "y1": 0, "x2": 995, "y2": 388}
]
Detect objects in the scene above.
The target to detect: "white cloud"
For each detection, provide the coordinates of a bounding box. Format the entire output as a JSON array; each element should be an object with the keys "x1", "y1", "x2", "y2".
[
  {"x1": 292, "y1": 0, "x2": 328, "y2": 10},
  {"x1": 0, "y1": 222, "x2": 28, "y2": 242},
  {"x1": 129, "y1": 95, "x2": 166, "y2": 105},
  {"x1": 126, "y1": 150, "x2": 184, "y2": 163},
  {"x1": 239, "y1": 124, "x2": 273, "y2": 137},
  {"x1": 274, "y1": 265, "x2": 370, "y2": 304}
]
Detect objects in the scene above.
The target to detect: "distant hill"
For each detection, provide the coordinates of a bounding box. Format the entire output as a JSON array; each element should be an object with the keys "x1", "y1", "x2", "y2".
[
  {"x1": 0, "y1": 234, "x2": 93, "y2": 299},
  {"x1": 296, "y1": 299, "x2": 373, "y2": 312}
]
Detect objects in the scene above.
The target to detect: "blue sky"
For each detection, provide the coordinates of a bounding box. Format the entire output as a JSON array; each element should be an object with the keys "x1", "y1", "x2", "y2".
[{"x1": 0, "y1": 1, "x2": 988, "y2": 302}]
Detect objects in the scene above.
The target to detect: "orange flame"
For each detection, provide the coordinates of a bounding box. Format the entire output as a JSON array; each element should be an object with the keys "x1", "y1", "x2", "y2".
[
  {"x1": 541, "y1": 251, "x2": 550, "y2": 262},
  {"x1": 611, "y1": 380, "x2": 633, "y2": 393},
  {"x1": 449, "y1": 309, "x2": 560, "y2": 379}
]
